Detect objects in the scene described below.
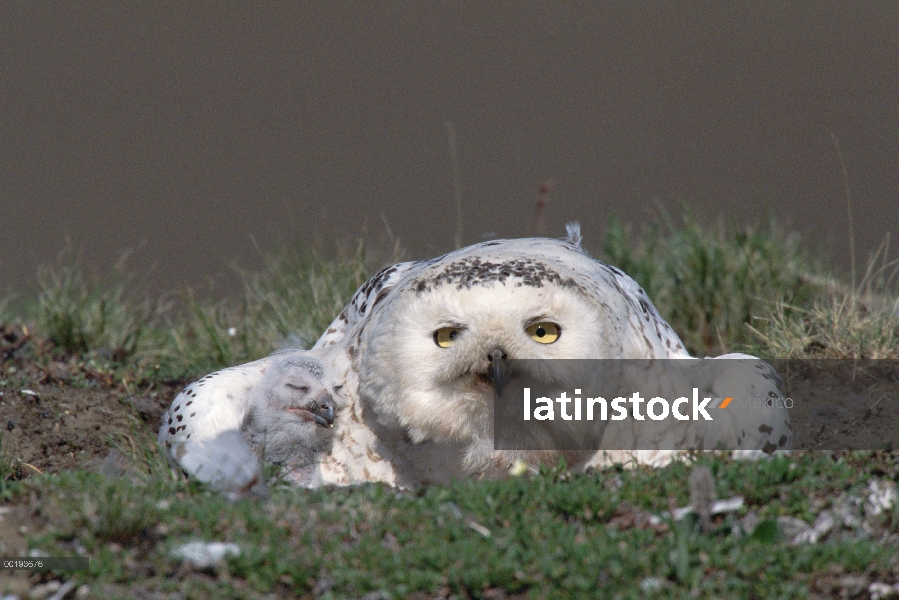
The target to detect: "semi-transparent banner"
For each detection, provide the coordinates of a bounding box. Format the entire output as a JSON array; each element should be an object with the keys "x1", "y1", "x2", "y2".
[{"x1": 492, "y1": 359, "x2": 898, "y2": 451}]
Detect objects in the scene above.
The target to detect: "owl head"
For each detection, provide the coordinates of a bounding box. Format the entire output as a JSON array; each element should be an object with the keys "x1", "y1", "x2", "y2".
[
  {"x1": 354, "y1": 234, "x2": 668, "y2": 469},
  {"x1": 243, "y1": 351, "x2": 340, "y2": 465}
]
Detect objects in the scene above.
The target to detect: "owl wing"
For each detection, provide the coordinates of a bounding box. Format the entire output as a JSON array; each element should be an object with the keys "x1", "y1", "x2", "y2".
[
  {"x1": 590, "y1": 354, "x2": 791, "y2": 470},
  {"x1": 312, "y1": 260, "x2": 422, "y2": 349},
  {"x1": 157, "y1": 359, "x2": 274, "y2": 497},
  {"x1": 600, "y1": 263, "x2": 692, "y2": 358},
  {"x1": 701, "y1": 353, "x2": 793, "y2": 456},
  {"x1": 158, "y1": 358, "x2": 273, "y2": 452},
  {"x1": 175, "y1": 430, "x2": 267, "y2": 500}
]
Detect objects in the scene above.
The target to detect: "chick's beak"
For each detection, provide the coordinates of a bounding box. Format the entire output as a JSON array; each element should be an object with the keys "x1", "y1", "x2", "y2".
[{"x1": 306, "y1": 392, "x2": 335, "y2": 428}]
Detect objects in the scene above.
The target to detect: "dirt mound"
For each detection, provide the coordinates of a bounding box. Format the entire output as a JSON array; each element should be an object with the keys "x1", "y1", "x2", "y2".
[{"x1": 1, "y1": 325, "x2": 183, "y2": 478}]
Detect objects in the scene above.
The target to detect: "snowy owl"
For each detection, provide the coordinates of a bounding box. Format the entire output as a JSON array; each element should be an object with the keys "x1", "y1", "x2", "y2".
[
  {"x1": 308, "y1": 223, "x2": 792, "y2": 486},
  {"x1": 158, "y1": 348, "x2": 339, "y2": 497}
]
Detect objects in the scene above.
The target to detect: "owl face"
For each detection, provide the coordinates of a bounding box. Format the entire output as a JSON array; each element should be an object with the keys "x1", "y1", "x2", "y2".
[
  {"x1": 263, "y1": 377, "x2": 335, "y2": 429},
  {"x1": 247, "y1": 358, "x2": 340, "y2": 439},
  {"x1": 244, "y1": 356, "x2": 341, "y2": 465},
  {"x1": 358, "y1": 279, "x2": 616, "y2": 447},
  {"x1": 252, "y1": 360, "x2": 337, "y2": 431}
]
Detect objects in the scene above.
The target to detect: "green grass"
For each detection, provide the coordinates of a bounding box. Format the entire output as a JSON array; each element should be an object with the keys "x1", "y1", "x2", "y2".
[
  {"x1": 0, "y1": 433, "x2": 25, "y2": 501},
  {"x1": 9, "y1": 210, "x2": 897, "y2": 367},
  {"x1": 0, "y1": 293, "x2": 15, "y2": 326},
  {"x1": 158, "y1": 241, "x2": 375, "y2": 378},
  {"x1": 32, "y1": 247, "x2": 157, "y2": 362},
  {"x1": 599, "y1": 209, "x2": 899, "y2": 358},
  {"x1": 14, "y1": 238, "x2": 400, "y2": 381},
  {"x1": 748, "y1": 236, "x2": 899, "y2": 359},
  {"x1": 599, "y1": 210, "x2": 822, "y2": 356},
  {"x1": 13, "y1": 452, "x2": 899, "y2": 598}
]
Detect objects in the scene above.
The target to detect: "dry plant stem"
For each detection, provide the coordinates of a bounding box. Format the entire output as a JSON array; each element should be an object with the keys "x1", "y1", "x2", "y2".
[
  {"x1": 530, "y1": 180, "x2": 553, "y2": 237},
  {"x1": 830, "y1": 132, "x2": 856, "y2": 293},
  {"x1": 446, "y1": 121, "x2": 463, "y2": 250}
]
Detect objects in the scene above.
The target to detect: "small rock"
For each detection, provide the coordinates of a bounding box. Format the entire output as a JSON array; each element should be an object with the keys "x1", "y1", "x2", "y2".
[
  {"x1": 869, "y1": 582, "x2": 899, "y2": 600},
  {"x1": 838, "y1": 575, "x2": 870, "y2": 597},
  {"x1": 313, "y1": 577, "x2": 334, "y2": 596},
  {"x1": 172, "y1": 541, "x2": 241, "y2": 569},
  {"x1": 865, "y1": 480, "x2": 897, "y2": 518},
  {"x1": 658, "y1": 496, "x2": 745, "y2": 523},
  {"x1": 603, "y1": 475, "x2": 622, "y2": 491},
  {"x1": 741, "y1": 510, "x2": 760, "y2": 535},
  {"x1": 466, "y1": 519, "x2": 491, "y2": 537},
  {"x1": 778, "y1": 516, "x2": 816, "y2": 545},
  {"x1": 27, "y1": 581, "x2": 60, "y2": 600},
  {"x1": 833, "y1": 494, "x2": 864, "y2": 529},
  {"x1": 640, "y1": 577, "x2": 664, "y2": 592},
  {"x1": 47, "y1": 580, "x2": 76, "y2": 600},
  {"x1": 811, "y1": 510, "x2": 836, "y2": 541},
  {"x1": 710, "y1": 496, "x2": 744, "y2": 514}
]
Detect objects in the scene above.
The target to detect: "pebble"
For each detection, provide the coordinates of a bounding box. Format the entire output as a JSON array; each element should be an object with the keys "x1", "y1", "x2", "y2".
[
  {"x1": 865, "y1": 480, "x2": 898, "y2": 517},
  {"x1": 640, "y1": 577, "x2": 664, "y2": 592},
  {"x1": 27, "y1": 581, "x2": 59, "y2": 600},
  {"x1": 870, "y1": 582, "x2": 899, "y2": 600},
  {"x1": 171, "y1": 541, "x2": 241, "y2": 569}
]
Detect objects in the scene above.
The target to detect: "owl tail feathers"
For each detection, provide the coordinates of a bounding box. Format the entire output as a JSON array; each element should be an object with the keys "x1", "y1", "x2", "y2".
[
  {"x1": 171, "y1": 430, "x2": 268, "y2": 501},
  {"x1": 564, "y1": 221, "x2": 582, "y2": 247}
]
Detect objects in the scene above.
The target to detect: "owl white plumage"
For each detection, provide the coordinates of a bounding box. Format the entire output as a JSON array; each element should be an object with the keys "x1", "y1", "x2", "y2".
[
  {"x1": 158, "y1": 349, "x2": 339, "y2": 497},
  {"x1": 307, "y1": 223, "x2": 792, "y2": 485}
]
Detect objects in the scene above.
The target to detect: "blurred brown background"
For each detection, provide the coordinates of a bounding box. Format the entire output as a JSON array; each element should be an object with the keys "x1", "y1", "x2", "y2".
[{"x1": 1, "y1": 3, "x2": 897, "y2": 293}]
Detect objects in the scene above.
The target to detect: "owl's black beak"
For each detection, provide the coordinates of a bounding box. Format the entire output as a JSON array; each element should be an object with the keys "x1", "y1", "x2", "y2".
[
  {"x1": 488, "y1": 348, "x2": 509, "y2": 397},
  {"x1": 305, "y1": 392, "x2": 336, "y2": 428}
]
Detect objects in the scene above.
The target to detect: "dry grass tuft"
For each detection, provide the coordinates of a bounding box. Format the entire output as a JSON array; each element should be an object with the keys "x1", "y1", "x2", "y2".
[{"x1": 749, "y1": 236, "x2": 899, "y2": 359}]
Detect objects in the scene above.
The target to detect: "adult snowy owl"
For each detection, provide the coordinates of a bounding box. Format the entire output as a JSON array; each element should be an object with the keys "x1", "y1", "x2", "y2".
[
  {"x1": 158, "y1": 349, "x2": 339, "y2": 497},
  {"x1": 307, "y1": 223, "x2": 792, "y2": 486}
]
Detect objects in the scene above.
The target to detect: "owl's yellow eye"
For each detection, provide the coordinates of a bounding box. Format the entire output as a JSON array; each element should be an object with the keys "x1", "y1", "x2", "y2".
[
  {"x1": 526, "y1": 322, "x2": 560, "y2": 344},
  {"x1": 434, "y1": 327, "x2": 462, "y2": 348}
]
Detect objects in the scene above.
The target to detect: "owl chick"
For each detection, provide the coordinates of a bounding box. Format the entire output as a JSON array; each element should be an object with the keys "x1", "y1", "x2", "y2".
[
  {"x1": 243, "y1": 351, "x2": 337, "y2": 466},
  {"x1": 158, "y1": 348, "x2": 338, "y2": 498}
]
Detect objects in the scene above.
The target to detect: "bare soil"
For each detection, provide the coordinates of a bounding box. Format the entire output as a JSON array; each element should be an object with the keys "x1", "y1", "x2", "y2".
[
  {"x1": 777, "y1": 359, "x2": 899, "y2": 451},
  {"x1": 1, "y1": 326, "x2": 180, "y2": 477}
]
